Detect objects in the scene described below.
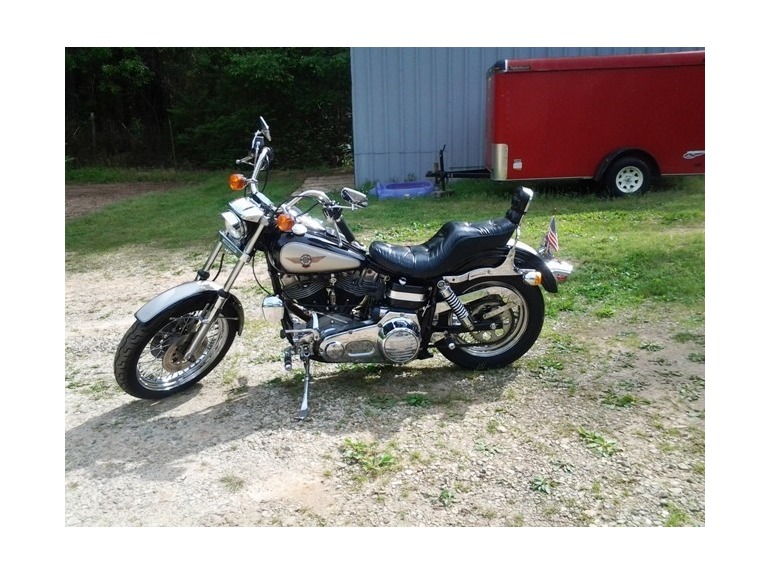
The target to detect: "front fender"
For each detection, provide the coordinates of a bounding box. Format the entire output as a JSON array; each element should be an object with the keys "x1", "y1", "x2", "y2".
[
  {"x1": 514, "y1": 243, "x2": 559, "y2": 293},
  {"x1": 134, "y1": 281, "x2": 245, "y2": 334}
]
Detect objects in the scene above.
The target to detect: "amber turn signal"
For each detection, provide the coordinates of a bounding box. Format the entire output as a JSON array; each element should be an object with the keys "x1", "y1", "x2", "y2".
[
  {"x1": 523, "y1": 271, "x2": 542, "y2": 287},
  {"x1": 276, "y1": 213, "x2": 295, "y2": 232},
  {"x1": 229, "y1": 173, "x2": 248, "y2": 191}
]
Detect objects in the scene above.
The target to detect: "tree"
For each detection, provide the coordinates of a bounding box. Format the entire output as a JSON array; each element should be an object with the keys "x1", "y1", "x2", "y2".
[{"x1": 65, "y1": 48, "x2": 352, "y2": 169}]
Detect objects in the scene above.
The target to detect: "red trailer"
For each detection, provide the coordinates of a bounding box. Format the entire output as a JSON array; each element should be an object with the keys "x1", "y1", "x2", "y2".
[{"x1": 482, "y1": 50, "x2": 705, "y2": 196}]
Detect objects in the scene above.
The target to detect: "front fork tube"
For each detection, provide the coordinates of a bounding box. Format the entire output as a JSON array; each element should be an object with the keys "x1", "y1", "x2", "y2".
[
  {"x1": 195, "y1": 241, "x2": 225, "y2": 281},
  {"x1": 184, "y1": 221, "x2": 266, "y2": 361}
]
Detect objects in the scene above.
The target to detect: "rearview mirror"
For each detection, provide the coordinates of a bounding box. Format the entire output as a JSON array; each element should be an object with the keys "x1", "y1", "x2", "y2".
[{"x1": 341, "y1": 187, "x2": 368, "y2": 208}]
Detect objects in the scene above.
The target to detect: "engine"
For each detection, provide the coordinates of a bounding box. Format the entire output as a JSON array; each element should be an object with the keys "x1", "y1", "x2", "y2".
[
  {"x1": 317, "y1": 312, "x2": 422, "y2": 364},
  {"x1": 279, "y1": 269, "x2": 384, "y2": 314},
  {"x1": 278, "y1": 270, "x2": 429, "y2": 365}
]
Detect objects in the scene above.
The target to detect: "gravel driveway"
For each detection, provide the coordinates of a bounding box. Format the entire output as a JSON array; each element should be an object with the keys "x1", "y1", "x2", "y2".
[
  {"x1": 65, "y1": 258, "x2": 705, "y2": 527},
  {"x1": 64, "y1": 181, "x2": 705, "y2": 527}
]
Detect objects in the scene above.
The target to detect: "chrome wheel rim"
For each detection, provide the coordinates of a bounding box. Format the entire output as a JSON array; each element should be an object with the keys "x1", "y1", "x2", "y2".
[
  {"x1": 452, "y1": 285, "x2": 528, "y2": 356},
  {"x1": 136, "y1": 311, "x2": 230, "y2": 392}
]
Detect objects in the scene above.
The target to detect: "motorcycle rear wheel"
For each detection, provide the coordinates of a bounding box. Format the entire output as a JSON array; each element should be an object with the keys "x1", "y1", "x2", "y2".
[
  {"x1": 114, "y1": 297, "x2": 238, "y2": 399},
  {"x1": 436, "y1": 277, "x2": 544, "y2": 370}
]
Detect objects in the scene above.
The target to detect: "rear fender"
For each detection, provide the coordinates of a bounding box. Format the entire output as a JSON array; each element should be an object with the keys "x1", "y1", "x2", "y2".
[
  {"x1": 513, "y1": 243, "x2": 559, "y2": 293},
  {"x1": 441, "y1": 241, "x2": 559, "y2": 293},
  {"x1": 134, "y1": 281, "x2": 245, "y2": 334}
]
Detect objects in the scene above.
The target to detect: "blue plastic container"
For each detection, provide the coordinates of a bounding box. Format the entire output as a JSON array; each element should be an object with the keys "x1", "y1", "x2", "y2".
[{"x1": 374, "y1": 181, "x2": 434, "y2": 200}]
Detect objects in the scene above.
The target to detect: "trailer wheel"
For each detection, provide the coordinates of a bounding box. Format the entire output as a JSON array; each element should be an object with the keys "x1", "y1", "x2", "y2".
[{"x1": 605, "y1": 157, "x2": 652, "y2": 197}]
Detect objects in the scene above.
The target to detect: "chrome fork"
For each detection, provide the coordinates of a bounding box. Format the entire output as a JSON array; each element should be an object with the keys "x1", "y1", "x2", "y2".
[{"x1": 183, "y1": 221, "x2": 266, "y2": 361}]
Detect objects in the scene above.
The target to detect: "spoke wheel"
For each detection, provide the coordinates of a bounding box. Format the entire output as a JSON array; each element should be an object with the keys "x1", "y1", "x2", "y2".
[
  {"x1": 114, "y1": 297, "x2": 238, "y2": 399},
  {"x1": 436, "y1": 278, "x2": 544, "y2": 370}
]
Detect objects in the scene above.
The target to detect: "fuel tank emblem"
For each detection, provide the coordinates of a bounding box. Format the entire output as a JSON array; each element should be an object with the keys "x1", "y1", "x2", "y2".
[{"x1": 288, "y1": 254, "x2": 326, "y2": 268}]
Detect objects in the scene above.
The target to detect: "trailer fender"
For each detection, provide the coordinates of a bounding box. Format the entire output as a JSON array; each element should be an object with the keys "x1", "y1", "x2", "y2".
[{"x1": 594, "y1": 148, "x2": 660, "y2": 182}]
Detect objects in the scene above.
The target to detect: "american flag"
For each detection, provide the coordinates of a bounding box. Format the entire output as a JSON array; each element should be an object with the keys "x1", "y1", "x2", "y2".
[{"x1": 545, "y1": 216, "x2": 559, "y2": 253}]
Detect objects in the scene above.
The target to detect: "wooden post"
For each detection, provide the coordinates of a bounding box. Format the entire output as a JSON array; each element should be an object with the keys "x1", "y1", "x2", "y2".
[
  {"x1": 90, "y1": 112, "x2": 96, "y2": 152},
  {"x1": 168, "y1": 116, "x2": 177, "y2": 173}
]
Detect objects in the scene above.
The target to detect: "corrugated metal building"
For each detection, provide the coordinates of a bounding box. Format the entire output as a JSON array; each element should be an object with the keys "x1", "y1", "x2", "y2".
[{"x1": 350, "y1": 47, "x2": 703, "y2": 187}]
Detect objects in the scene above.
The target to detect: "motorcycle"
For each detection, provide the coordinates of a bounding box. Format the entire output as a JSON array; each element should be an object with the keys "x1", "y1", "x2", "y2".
[{"x1": 114, "y1": 117, "x2": 573, "y2": 419}]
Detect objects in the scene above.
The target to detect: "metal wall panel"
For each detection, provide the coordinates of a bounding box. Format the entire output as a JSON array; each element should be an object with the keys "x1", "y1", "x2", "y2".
[{"x1": 350, "y1": 47, "x2": 703, "y2": 188}]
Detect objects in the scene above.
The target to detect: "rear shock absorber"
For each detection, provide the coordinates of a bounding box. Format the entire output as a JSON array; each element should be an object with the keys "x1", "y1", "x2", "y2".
[{"x1": 437, "y1": 280, "x2": 474, "y2": 331}]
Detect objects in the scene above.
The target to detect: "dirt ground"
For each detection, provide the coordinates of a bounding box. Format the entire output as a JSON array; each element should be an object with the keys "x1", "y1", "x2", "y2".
[
  {"x1": 65, "y1": 182, "x2": 180, "y2": 221},
  {"x1": 65, "y1": 174, "x2": 357, "y2": 222}
]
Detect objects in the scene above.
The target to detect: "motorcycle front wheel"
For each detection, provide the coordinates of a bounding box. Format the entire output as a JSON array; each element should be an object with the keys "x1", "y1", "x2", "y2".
[
  {"x1": 114, "y1": 297, "x2": 238, "y2": 399},
  {"x1": 436, "y1": 277, "x2": 544, "y2": 370}
]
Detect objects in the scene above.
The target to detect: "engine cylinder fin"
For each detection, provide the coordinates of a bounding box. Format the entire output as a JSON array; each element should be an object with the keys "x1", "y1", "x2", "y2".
[
  {"x1": 281, "y1": 275, "x2": 326, "y2": 299},
  {"x1": 336, "y1": 273, "x2": 383, "y2": 297}
]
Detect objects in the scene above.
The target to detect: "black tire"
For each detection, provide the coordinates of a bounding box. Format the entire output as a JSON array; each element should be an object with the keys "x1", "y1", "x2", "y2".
[
  {"x1": 604, "y1": 156, "x2": 652, "y2": 197},
  {"x1": 114, "y1": 297, "x2": 238, "y2": 399},
  {"x1": 436, "y1": 277, "x2": 544, "y2": 370}
]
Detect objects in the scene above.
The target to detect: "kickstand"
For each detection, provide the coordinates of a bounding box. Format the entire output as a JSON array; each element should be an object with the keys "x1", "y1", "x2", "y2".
[{"x1": 297, "y1": 351, "x2": 312, "y2": 421}]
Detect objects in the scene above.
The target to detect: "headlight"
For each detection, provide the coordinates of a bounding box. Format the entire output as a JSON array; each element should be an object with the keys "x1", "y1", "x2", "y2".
[{"x1": 221, "y1": 211, "x2": 244, "y2": 241}]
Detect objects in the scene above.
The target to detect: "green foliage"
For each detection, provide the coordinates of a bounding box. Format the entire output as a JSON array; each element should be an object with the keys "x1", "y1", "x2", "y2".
[
  {"x1": 687, "y1": 352, "x2": 705, "y2": 364},
  {"x1": 438, "y1": 488, "x2": 456, "y2": 507},
  {"x1": 65, "y1": 166, "x2": 205, "y2": 185},
  {"x1": 66, "y1": 174, "x2": 704, "y2": 319},
  {"x1": 219, "y1": 474, "x2": 246, "y2": 492},
  {"x1": 65, "y1": 170, "x2": 303, "y2": 253},
  {"x1": 664, "y1": 503, "x2": 691, "y2": 527},
  {"x1": 578, "y1": 428, "x2": 621, "y2": 457},
  {"x1": 601, "y1": 389, "x2": 639, "y2": 408},
  {"x1": 639, "y1": 342, "x2": 664, "y2": 352},
  {"x1": 530, "y1": 476, "x2": 558, "y2": 494},
  {"x1": 403, "y1": 393, "x2": 430, "y2": 407},
  {"x1": 65, "y1": 48, "x2": 351, "y2": 169},
  {"x1": 475, "y1": 441, "x2": 501, "y2": 456},
  {"x1": 552, "y1": 460, "x2": 574, "y2": 474},
  {"x1": 340, "y1": 438, "x2": 397, "y2": 479},
  {"x1": 674, "y1": 331, "x2": 705, "y2": 345}
]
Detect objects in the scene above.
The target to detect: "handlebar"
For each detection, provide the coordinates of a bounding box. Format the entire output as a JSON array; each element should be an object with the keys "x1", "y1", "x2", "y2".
[
  {"x1": 335, "y1": 217, "x2": 357, "y2": 244},
  {"x1": 282, "y1": 189, "x2": 366, "y2": 246},
  {"x1": 234, "y1": 118, "x2": 363, "y2": 246}
]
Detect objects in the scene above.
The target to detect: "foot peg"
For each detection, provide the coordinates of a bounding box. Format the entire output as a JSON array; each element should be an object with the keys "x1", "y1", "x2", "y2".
[{"x1": 283, "y1": 348, "x2": 293, "y2": 371}]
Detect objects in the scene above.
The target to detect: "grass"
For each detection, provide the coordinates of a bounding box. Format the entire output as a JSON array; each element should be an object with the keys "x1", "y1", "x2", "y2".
[
  {"x1": 601, "y1": 388, "x2": 641, "y2": 408},
  {"x1": 219, "y1": 474, "x2": 246, "y2": 492},
  {"x1": 340, "y1": 438, "x2": 398, "y2": 479},
  {"x1": 65, "y1": 169, "x2": 704, "y2": 318},
  {"x1": 65, "y1": 166, "x2": 208, "y2": 185},
  {"x1": 65, "y1": 169, "x2": 305, "y2": 254}
]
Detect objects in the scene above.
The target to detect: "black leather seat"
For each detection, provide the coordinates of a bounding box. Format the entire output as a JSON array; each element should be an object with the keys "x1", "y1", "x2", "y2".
[{"x1": 369, "y1": 218, "x2": 515, "y2": 279}]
